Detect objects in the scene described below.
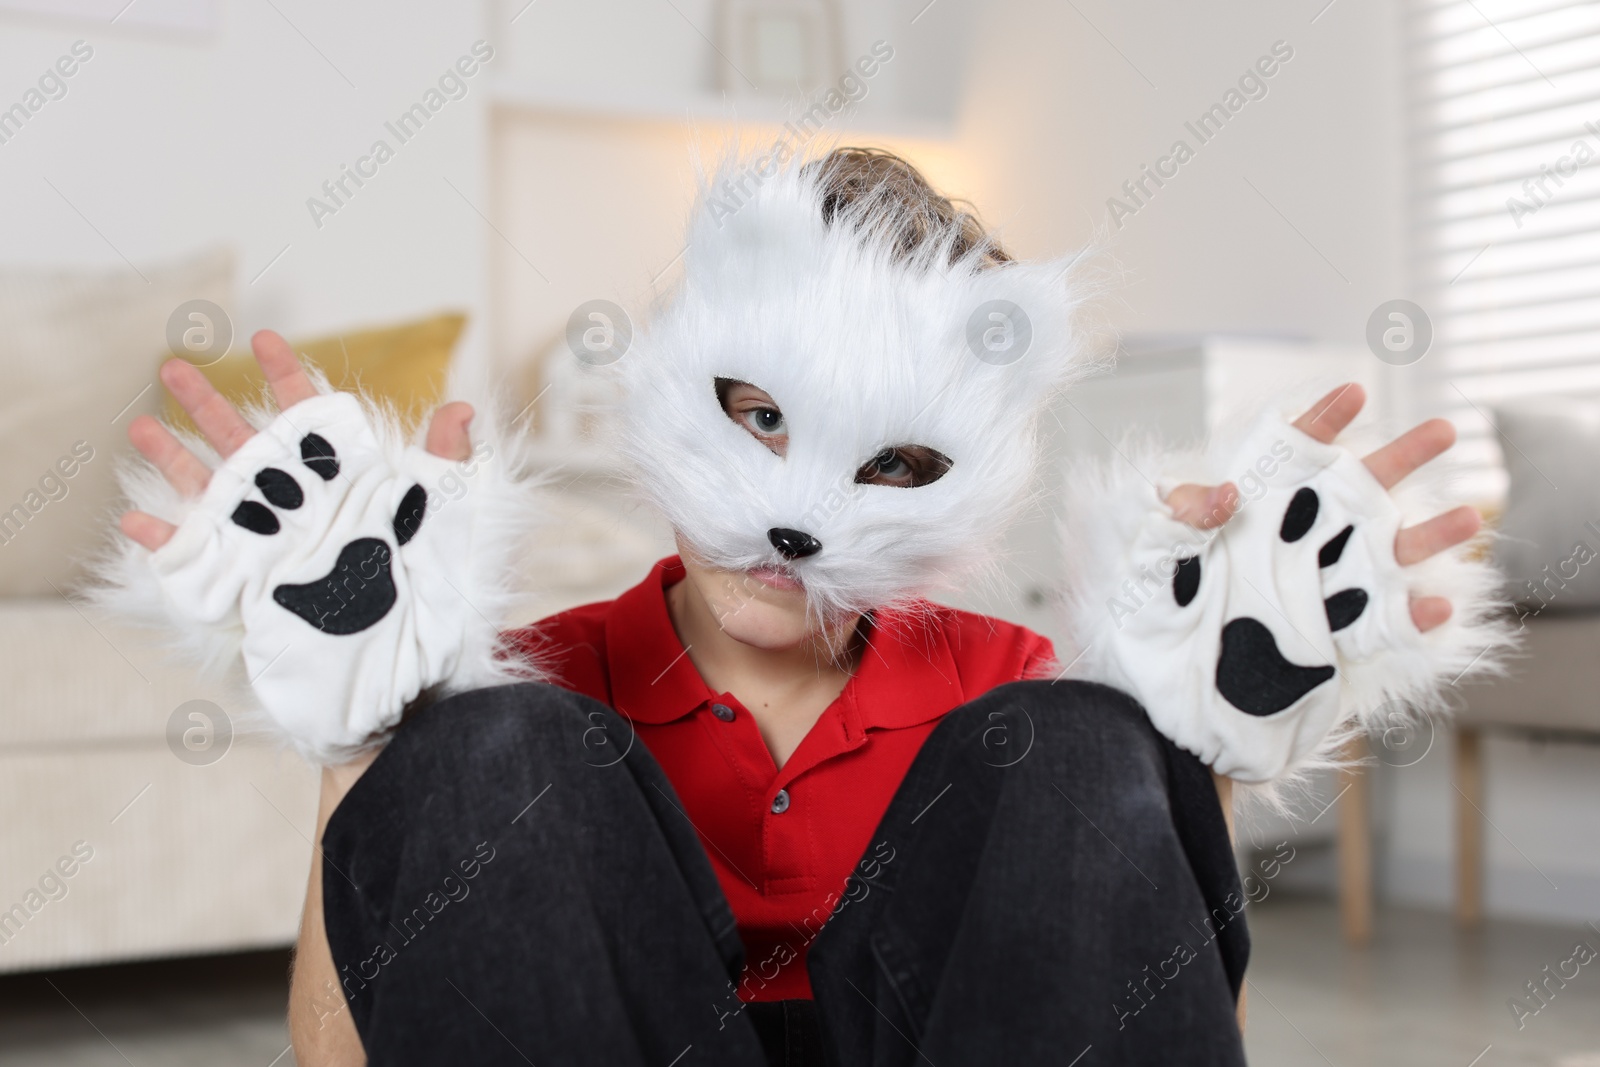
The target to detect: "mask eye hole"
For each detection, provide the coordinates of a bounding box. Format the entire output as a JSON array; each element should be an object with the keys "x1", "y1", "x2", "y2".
[
  {"x1": 855, "y1": 445, "x2": 952, "y2": 488},
  {"x1": 716, "y1": 377, "x2": 786, "y2": 457}
]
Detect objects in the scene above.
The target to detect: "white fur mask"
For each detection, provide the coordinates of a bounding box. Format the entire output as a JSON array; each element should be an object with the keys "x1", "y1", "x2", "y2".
[{"x1": 615, "y1": 155, "x2": 1098, "y2": 619}]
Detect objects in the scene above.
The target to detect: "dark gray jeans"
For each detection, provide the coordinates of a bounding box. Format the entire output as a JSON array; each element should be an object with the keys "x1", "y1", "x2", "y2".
[{"x1": 320, "y1": 680, "x2": 1248, "y2": 1066}]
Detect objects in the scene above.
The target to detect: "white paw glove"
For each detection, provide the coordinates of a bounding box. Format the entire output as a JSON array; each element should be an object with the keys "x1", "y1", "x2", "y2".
[
  {"x1": 1059, "y1": 411, "x2": 1510, "y2": 783},
  {"x1": 94, "y1": 391, "x2": 543, "y2": 763}
]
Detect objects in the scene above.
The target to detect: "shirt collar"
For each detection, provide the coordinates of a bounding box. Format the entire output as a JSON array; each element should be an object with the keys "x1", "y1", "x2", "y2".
[
  {"x1": 605, "y1": 556, "x2": 715, "y2": 725},
  {"x1": 848, "y1": 605, "x2": 966, "y2": 730},
  {"x1": 603, "y1": 556, "x2": 967, "y2": 731}
]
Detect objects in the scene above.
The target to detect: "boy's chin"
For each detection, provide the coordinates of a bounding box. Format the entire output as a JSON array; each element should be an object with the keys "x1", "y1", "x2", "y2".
[
  {"x1": 712, "y1": 600, "x2": 819, "y2": 651},
  {"x1": 698, "y1": 569, "x2": 818, "y2": 649}
]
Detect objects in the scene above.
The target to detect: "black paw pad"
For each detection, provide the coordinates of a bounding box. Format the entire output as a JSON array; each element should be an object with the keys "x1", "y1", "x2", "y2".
[
  {"x1": 1281, "y1": 488, "x2": 1319, "y2": 543},
  {"x1": 1215, "y1": 617, "x2": 1336, "y2": 716},
  {"x1": 1319, "y1": 524, "x2": 1354, "y2": 567},
  {"x1": 255, "y1": 468, "x2": 303, "y2": 510},
  {"x1": 1174, "y1": 556, "x2": 1201, "y2": 607},
  {"x1": 1324, "y1": 588, "x2": 1368, "y2": 632},
  {"x1": 273, "y1": 538, "x2": 396, "y2": 635},
  {"x1": 393, "y1": 484, "x2": 427, "y2": 547},
  {"x1": 231, "y1": 500, "x2": 279, "y2": 535},
  {"x1": 301, "y1": 433, "x2": 339, "y2": 481}
]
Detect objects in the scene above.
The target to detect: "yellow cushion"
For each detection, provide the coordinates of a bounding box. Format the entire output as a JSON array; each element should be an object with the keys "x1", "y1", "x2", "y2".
[{"x1": 164, "y1": 312, "x2": 465, "y2": 434}]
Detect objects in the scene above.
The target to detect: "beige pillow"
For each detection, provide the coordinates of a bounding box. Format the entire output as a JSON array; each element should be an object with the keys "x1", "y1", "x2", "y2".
[
  {"x1": 0, "y1": 249, "x2": 233, "y2": 597},
  {"x1": 162, "y1": 312, "x2": 464, "y2": 436}
]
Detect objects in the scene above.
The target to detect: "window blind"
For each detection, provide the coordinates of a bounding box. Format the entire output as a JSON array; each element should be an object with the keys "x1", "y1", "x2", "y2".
[{"x1": 1408, "y1": 0, "x2": 1600, "y2": 497}]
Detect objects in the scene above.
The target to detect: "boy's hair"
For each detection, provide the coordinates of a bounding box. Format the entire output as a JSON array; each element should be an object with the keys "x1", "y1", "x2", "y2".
[{"x1": 803, "y1": 147, "x2": 1012, "y2": 271}]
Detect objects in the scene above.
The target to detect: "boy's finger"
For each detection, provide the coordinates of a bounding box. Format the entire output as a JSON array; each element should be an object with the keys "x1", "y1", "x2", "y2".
[
  {"x1": 120, "y1": 510, "x2": 176, "y2": 552},
  {"x1": 253, "y1": 329, "x2": 320, "y2": 410},
  {"x1": 1395, "y1": 505, "x2": 1481, "y2": 567},
  {"x1": 1410, "y1": 595, "x2": 1452, "y2": 633},
  {"x1": 1363, "y1": 419, "x2": 1455, "y2": 490},
  {"x1": 1291, "y1": 383, "x2": 1365, "y2": 444},
  {"x1": 128, "y1": 415, "x2": 212, "y2": 497},
  {"x1": 160, "y1": 358, "x2": 255, "y2": 458},
  {"x1": 425, "y1": 402, "x2": 474, "y2": 461},
  {"x1": 1166, "y1": 481, "x2": 1240, "y2": 529}
]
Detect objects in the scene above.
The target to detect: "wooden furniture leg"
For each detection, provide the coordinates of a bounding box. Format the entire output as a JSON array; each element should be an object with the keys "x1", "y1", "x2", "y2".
[
  {"x1": 1455, "y1": 726, "x2": 1484, "y2": 926},
  {"x1": 1337, "y1": 735, "x2": 1372, "y2": 944}
]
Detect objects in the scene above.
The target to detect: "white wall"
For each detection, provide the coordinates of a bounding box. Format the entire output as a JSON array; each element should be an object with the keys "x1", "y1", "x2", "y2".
[
  {"x1": 0, "y1": 0, "x2": 492, "y2": 379},
  {"x1": 949, "y1": 0, "x2": 1408, "y2": 345}
]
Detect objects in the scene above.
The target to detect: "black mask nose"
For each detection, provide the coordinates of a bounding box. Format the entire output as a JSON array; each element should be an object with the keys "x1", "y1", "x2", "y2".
[{"x1": 767, "y1": 527, "x2": 822, "y2": 560}]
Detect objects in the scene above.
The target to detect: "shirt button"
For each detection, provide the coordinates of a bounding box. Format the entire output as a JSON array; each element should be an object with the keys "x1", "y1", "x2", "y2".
[
  {"x1": 771, "y1": 789, "x2": 790, "y2": 814},
  {"x1": 711, "y1": 703, "x2": 735, "y2": 722}
]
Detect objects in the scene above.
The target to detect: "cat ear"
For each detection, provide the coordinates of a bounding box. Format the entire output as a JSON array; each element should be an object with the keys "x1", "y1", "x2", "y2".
[
  {"x1": 954, "y1": 253, "x2": 1104, "y2": 410},
  {"x1": 680, "y1": 160, "x2": 827, "y2": 287}
]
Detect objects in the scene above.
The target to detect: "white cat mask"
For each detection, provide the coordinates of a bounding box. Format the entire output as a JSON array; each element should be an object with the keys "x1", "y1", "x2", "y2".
[{"x1": 617, "y1": 155, "x2": 1098, "y2": 618}]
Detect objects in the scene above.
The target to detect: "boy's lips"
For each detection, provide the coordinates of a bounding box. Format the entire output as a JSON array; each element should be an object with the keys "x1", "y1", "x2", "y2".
[{"x1": 749, "y1": 564, "x2": 803, "y2": 592}]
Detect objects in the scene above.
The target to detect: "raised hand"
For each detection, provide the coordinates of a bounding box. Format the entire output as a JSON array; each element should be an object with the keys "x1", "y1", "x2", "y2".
[
  {"x1": 1163, "y1": 384, "x2": 1479, "y2": 633},
  {"x1": 120, "y1": 329, "x2": 474, "y2": 551},
  {"x1": 94, "y1": 325, "x2": 544, "y2": 765}
]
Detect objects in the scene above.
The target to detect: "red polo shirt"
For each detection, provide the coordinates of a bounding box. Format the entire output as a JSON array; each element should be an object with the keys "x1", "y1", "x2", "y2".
[{"x1": 506, "y1": 557, "x2": 1056, "y2": 1001}]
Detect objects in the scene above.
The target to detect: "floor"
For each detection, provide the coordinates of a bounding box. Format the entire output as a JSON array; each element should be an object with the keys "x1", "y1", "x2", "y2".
[
  {"x1": 0, "y1": 950, "x2": 295, "y2": 1067},
  {"x1": 1, "y1": 899, "x2": 1598, "y2": 1065},
  {"x1": 1242, "y1": 898, "x2": 1600, "y2": 1066}
]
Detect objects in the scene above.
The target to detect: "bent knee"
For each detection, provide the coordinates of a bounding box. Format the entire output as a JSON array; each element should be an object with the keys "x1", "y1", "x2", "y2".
[
  {"x1": 333, "y1": 683, "x2": 630, "y2": 848},
  {"x1": 383, "y1": 681, "x2": 623, "y2": 777},
  {"x1": 939, "y1": 679, "x2": 1170, "y2": 782}
]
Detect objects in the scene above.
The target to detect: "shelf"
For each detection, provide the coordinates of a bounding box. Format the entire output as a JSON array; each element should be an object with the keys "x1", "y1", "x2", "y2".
[{"x1": 487, "y1": 77, "x2": 955, "y2": 142}]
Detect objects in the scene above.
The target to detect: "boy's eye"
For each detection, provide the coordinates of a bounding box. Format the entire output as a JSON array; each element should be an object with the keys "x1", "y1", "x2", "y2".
[
  {"x1": 856, "y1": 445, "x2": 952, "y2": 488},
  {"x1": 716, "y1": 377, "x2": 787, "y2": 457},
  {"x1": 867, "y1": 449, "x2": 909, "y2": 480},
  {"x1": 742, "y1": 407, "x2": 785, "y2": 436}
]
